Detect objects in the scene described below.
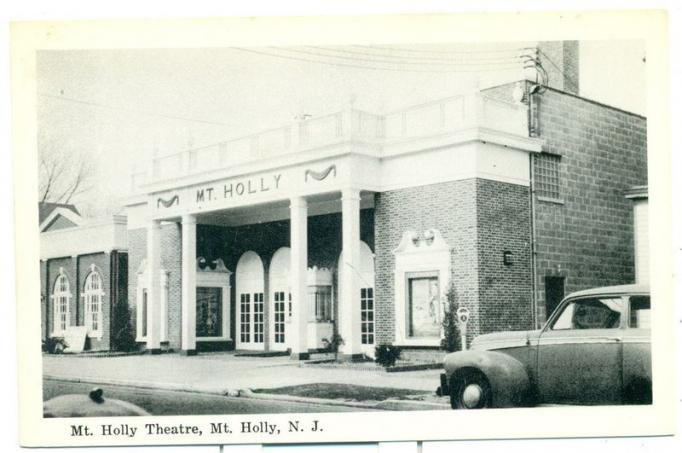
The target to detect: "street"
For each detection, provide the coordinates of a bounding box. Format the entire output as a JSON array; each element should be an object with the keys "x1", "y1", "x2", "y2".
[{"x1": 43, "y1": 378, "x2": 377, "y2": 416}]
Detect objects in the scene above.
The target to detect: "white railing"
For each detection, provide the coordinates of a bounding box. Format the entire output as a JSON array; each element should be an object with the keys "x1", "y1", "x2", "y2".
[
  {"x1": 478, "y1": 95, "x2": 528, "y2": 136},
  {"x1": 132, "y1": 91, "x2": 528, "y2": 189},
  {"x1": 384, "y1": 95, "x2": 468, "y2": 140}
]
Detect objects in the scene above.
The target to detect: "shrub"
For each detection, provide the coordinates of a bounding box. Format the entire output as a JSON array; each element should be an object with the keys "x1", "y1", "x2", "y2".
[
  {"x1": 328, "y1": 333, "x2": 344, "y2": 353},
  {"x1": 323, "y1": 333, "x2": 345, "y2": 360},
  {"x1": 375, "y1": 344, "x2": 402, "y2": 368},
  {"x1": 440, "y1": 283, "x2": 461, "y2": 352},
  {"x1": 111, "y1": 301, "x2": 137, "y2": 352},
  {"x1": 42, "y1": 337, "x2": 67, "y2": 354}
]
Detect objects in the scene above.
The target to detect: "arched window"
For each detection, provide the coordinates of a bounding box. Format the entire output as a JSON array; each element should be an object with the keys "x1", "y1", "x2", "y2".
[
  {"x1": 83, "y1": 270, "x2": 104, "y2": 335},
  {"x1": 52, "y1": 270, "x2": 71, "y2": 335}
]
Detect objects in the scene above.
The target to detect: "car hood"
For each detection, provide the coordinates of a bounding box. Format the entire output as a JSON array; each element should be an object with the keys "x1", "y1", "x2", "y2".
[{"x1": 470, "y1": 329, "x2": 542, "y2": 351}]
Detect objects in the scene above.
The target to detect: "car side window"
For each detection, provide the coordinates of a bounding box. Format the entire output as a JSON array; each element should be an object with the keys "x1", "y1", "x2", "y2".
[
  {"x1": 629, "y1": 296, "x2": 651, "y2": 328},
  {"x1": 551, "y1": 297, "x2": 623, "y2": 330}
]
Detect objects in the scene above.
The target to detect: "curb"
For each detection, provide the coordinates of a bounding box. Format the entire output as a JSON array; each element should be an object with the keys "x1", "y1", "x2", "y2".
[
  {"x1": 375, "y1": 399, "x2": 449, "y2": 410},
  {"x1": 386, "y1": 363, "x2": 443, "y2": 373},
  {"x1": 238, "y1": 389, "x2": 380, "y2": 410},
  {"x1": 44, "y1": 375, "x2": 449, "y2": 411},
  {"x1": 43, "y1": 374, "x2": 236, "y2": 397},
  {"x1": 239, "y1": 389, "x2": 449, "y2": 411}
]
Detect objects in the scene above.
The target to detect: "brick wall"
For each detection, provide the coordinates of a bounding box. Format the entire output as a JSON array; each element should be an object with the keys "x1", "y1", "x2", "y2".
[
  {"x1": 532, "y1": 88, "x2": 647, "y2": 322},
  {"x1": 374, "y1": 179, "x2": 480, "y2": 344},
  {"x1": 126, "y1": 224, "x2": 182, "y2": 350},
  {"x1": 161, "y1": 223, "x2": 182, "y2": 349},
  {"x1": 42, "y1": 252, "x2": 115, "y2": 351},
  {"x1": 537, "y1": 41, "x2": 580, "y2": 95},
  {"x1": 374, "y1": 178, "x2": 533, "y2": 345},
  {"x1": 476, "y1": 179, "x2": 533, "y2": 334},
  {"x1": 484, "y1": 82, "x2": 648, "y2": 325}
]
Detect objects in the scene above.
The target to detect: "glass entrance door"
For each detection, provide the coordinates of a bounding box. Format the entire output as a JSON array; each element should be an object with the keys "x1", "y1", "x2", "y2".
[{"x1": 272, "y1": 291, "x2": 287, "y2": 349}]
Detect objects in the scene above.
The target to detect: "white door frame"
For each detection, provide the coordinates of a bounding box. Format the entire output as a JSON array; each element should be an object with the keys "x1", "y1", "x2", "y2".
[
  {"x1": 236, "y1": 251, "x2": 265, "y2": 350},
  {"x1": 269, "y1": 247, "x2": 291, "y2": 351},
  {"x1": 338, "y1": 241, "x2": 376, "y2": 357}
]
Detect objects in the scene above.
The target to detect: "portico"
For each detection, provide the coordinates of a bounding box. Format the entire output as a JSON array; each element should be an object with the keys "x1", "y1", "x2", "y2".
[{"x1": 138, "y1": 146, "x2": 378, "y2": 358}]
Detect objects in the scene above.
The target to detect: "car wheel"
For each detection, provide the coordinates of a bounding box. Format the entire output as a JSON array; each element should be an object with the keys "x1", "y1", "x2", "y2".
[{"x1": 450, "y1": 369, "x2": 492, "y2": 409}]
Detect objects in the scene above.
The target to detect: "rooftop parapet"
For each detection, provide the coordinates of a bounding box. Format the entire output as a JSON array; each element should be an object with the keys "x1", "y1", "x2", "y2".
[{"x1": 131, "y1": 90, "x2": 528, "y2": 192}]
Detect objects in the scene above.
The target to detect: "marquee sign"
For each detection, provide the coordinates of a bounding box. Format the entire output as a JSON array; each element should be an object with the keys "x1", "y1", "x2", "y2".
[
  {"x1": 151, "y1": 157, "x2": 347, "y2": 216},
  {"x1": 195, "y1": 173, "x2": 283, "y2": 204}
]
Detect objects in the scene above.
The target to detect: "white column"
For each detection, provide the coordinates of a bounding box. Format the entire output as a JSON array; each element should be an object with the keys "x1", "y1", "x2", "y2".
[
  {"x1": 339, "y1": 188, "x2": 362, "y2": 359},
  {"x1": 181, "y1": 214, "x2": 197, "y2": 355},
  {"x1": 146, "y1": 220, "x2": 162, "y2": 353},
  {"x1": 222, "y1": 283, "x2": 231, "y2": 340},
  {"x1": 289, "y1": 196, "x2": 309, "y2": 359}
]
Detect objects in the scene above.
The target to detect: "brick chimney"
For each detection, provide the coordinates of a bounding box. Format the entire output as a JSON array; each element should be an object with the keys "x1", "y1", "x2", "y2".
[{"x1": 537, "y1": 41, "x2": 580, "y2": 95}]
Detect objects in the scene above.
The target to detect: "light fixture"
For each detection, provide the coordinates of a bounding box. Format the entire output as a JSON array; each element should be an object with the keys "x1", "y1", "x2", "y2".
[{"x1": 503, "y1": 251, "x2": 514, "y2": 266}]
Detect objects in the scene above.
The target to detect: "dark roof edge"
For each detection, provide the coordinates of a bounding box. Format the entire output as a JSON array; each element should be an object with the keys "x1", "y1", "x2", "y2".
[{"x1": 542, "y1": 85, "x2": 647, "y2": 121}]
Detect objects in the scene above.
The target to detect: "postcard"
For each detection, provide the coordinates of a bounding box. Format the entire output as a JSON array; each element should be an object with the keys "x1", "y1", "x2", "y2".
[{"x1": 11, "y1": 10, "x2": 675, "y2": 448}]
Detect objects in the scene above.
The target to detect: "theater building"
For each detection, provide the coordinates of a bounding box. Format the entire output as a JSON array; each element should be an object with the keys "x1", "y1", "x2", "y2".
[{"x1": 124, "y1": 78, "x2": 647, "y2": 359}]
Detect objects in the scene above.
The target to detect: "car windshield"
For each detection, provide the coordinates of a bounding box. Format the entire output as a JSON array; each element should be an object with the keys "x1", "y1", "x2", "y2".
[{"x1": 551, "y1": 296, "x2": 623, "y2": 330}]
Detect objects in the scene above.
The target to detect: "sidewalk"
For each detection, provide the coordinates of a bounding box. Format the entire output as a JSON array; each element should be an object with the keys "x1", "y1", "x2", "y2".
[{"x1": 43, "y1": 352, "x2": 449, "y2": 410}]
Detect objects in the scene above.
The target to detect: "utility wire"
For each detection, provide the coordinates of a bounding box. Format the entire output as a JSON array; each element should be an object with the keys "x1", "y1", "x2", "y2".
[
  {"x1": 276, "y1": 46, "x2": 521, "y2": 67},
  {"x1": 354, "y1": 44, "x2": 532, "y2": 56},
  {"x1": 305, "y1": 45, "x2": 523, "y2": 64},
  {"x1": 232, "y1": 47, "x2": 522, "y2": 73},
  {"x1": 537, "y1": 49, "x2": 580, "y2": 92},
  {"x1": 39, "y1": 92, "x2": 234, "y2": 127}
]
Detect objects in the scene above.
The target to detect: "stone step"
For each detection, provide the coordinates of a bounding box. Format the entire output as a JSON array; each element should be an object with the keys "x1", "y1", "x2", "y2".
[{"x1": 399, "y1": 349, "x2": 447, "y2": 364}]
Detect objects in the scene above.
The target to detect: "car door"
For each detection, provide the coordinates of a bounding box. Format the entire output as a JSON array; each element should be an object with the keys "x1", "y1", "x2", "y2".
[
  {"x1": 536, "y1": 295, "x2": 625, "y2": 405},
  {"x1": 621, "y1": 295, "x2": 652, "y2": 404}
]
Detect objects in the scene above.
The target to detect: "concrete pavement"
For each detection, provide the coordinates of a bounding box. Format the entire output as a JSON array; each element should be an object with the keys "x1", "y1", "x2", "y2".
[{"x1": 42, "y1": 352, "x2": 449, "y2": 410}]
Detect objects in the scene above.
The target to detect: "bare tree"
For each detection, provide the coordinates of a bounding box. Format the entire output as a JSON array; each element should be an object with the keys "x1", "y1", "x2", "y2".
[{"x1": 39, "y1": 149, "x2": 95, "y2": 204}]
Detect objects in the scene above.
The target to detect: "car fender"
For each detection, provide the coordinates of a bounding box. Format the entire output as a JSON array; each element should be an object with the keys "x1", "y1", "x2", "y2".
[{"x1": 444, "y1": 350, "x2": 531, "y2": 407}]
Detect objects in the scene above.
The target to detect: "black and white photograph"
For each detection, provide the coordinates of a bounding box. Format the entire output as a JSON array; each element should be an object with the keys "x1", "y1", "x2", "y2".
[{"x1": 10, "y1": 9, "x2": 676, "y2": 449}]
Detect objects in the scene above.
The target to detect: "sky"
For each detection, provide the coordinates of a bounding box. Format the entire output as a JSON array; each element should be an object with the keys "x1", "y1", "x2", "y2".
[{"x1": 36, "y1": 40, "x2": 646, "y2": 217}]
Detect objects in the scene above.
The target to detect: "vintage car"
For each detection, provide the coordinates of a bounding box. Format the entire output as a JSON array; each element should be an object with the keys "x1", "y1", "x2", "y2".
[{"x1": 439, "y1": 284, "x2": 651, "y2": 409}]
